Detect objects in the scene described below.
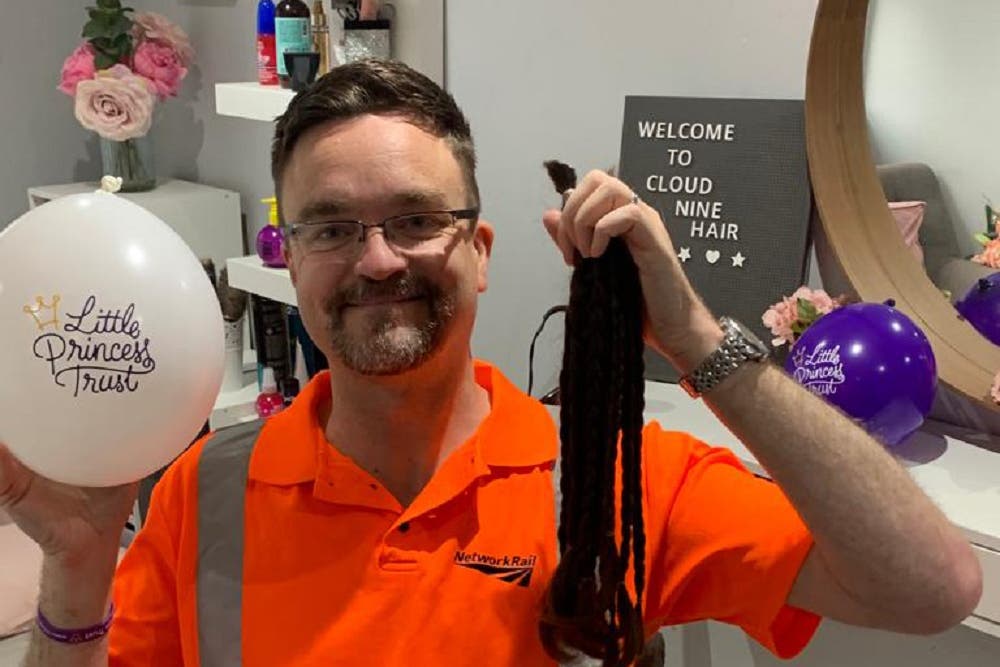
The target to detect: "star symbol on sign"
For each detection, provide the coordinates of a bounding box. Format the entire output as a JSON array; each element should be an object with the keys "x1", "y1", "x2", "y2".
[
  {"x1": 731, "y1": 252, "x2": 746, "y2": 268},
  {"x1": 678, "y1": 247, "x2": 692, "y2": 263}
]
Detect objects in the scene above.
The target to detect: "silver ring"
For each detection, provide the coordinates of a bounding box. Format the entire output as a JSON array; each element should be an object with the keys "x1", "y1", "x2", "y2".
[{"x1": 630, "y1": 192, "x2": 641, "y2": 206}]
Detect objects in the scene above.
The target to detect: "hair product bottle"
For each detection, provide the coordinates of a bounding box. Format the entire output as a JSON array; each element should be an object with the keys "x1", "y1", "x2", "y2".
[
  {"x1": 257, "y1": 0, "x2": 278, "y2": 85},
  {"x1": 311, "y1": 0, "x2": 330, "y2": 78},
  {"x1": 256, "y1": 197, "x2": 286, "y2": 268},
  {"x1": 275, "y1": 0, "x2": 311, "y2": 89},
  {"x1": 255, "y1": 367, "x2": 286, "y2": 418}
]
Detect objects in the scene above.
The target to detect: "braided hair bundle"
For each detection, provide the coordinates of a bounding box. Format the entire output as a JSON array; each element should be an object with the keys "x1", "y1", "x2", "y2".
[{"x1": 539, "y1": 161, "x2": 647, "y2": 666}]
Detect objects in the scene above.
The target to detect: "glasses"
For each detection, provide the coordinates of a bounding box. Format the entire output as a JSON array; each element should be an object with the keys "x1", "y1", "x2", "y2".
[{"x1": 286, "y1": 208, "x2": 480, "y2": 259}]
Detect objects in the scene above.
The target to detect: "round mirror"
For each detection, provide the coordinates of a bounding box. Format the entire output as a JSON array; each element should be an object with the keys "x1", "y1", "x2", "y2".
[{"x1": 806, "y1": 0, "x2": 1000, "y2": 433}]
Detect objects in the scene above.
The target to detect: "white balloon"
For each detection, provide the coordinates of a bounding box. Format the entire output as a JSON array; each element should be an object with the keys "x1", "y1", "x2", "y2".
[{"x1": 0, "y1": 191, "x2": 225, "y2": 487}]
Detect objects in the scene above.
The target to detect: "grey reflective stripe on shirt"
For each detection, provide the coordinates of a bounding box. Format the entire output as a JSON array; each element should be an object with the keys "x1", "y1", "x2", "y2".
[{"x1": 196, "y1": 420, "x2": 262, "y2": 667}]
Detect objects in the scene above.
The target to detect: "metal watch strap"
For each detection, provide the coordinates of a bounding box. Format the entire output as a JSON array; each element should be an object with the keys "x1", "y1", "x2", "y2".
[{"x1": 679, "y1": 317, "x2": 768, "y2": 398}]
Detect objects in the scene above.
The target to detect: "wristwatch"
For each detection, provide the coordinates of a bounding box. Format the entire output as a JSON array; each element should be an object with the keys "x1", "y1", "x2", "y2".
[{"x1": 678, "y1": 317, "x2": 770, "y2": 398}]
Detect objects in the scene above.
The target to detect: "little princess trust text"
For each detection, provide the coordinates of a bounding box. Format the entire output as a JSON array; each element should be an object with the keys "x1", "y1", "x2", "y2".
[{"x1": 32, "y1": 295, "x2": 157, "y2": 397}]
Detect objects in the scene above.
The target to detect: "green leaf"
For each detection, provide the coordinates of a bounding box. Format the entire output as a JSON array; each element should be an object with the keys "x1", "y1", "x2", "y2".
[
  {"x1": 797, "y1": 298, "x2": 818, "y2": 322},
  {"x1": 96, "y1": 0, "x2": 122, "y2": 10},
  {"x1": 83, "y1": 17, "x2": 115, "y2": 40},
  {"x1": 93, "y1": 51, "x2": 117, "y2": 70},
  {"x1": 108, "y1": 14, "x2": 134, "y2": 39},
  {"x1": 81, "y1": 21, "x2": 104, "y2": 40},
  {"x1": 975, "y1": 233, "x2": 991, "y2": 247},
  {"x1": 110, "y1": 31, "x2": 133, "y2": 57}
]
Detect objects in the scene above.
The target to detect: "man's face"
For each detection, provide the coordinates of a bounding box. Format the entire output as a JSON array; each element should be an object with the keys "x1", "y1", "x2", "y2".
[{"x1": 281, "y1": 114, "x2": 493, "y2": 376}]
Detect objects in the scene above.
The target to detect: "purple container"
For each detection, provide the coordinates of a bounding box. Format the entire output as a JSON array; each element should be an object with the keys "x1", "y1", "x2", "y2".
[{"x1": 256, "y1": 225, "x2": 286, "y2": 268}]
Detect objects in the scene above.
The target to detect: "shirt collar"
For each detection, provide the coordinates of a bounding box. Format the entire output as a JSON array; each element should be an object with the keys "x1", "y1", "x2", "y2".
[{"x1": 248, "y1": 360, "x2": 558, "y2": 486}]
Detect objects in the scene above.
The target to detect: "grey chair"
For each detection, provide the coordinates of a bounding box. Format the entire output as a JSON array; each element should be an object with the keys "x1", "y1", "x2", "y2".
[{"x1": 877, "y1": 162, "x2": 995, "y2": 301}]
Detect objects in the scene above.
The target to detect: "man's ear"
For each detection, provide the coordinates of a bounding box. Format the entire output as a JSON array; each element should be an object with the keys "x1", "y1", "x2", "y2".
[{"x1": 474, "y1": 219, "x2": 494, "y2": 293}]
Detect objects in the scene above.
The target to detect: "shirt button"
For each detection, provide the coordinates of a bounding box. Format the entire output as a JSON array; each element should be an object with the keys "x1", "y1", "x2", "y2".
[{"x1": 398, "y1": 522, "x2": 410, "y2": 533}]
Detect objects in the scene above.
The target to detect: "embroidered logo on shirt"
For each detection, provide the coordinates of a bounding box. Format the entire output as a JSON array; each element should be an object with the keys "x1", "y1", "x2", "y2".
[{"x1": 454, "y1": 550, "x2": 537, "y2": 587}]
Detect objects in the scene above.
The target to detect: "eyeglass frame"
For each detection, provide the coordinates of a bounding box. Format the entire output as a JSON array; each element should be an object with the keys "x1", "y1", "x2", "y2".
[{"x1": 284, "y1": 207, "x2": 481, "y2": 258}]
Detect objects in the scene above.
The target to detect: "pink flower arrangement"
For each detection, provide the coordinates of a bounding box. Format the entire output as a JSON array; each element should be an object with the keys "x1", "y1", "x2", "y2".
[
  {"x1": 58, "y1": 2, "x2": 193, "y2": 142},
  {"x1": 132, "y1": 41, "x2": 188, "y2": 100},
  {"x1": 972, "y1": 215, "x2": 1000, "y2": 268},
  {"x1": 762, "y1": 286, "x2": 844, "y2": 347},
  {"x1": 132, "y1": 11, "x2": 195, "y2": 68},
  {"x1": 972, "y1": 237, "x2": 1000, "y2": 269},
  {"x1": 59, "y1": 43, "x2": 98, "y2": 96},
  {"x1": 75, "y1": 65, "x2": 156, "y2": 142}
]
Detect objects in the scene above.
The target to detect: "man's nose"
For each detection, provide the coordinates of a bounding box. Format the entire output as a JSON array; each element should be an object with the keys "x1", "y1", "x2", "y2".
[{"x1": 354, "y1": 227, "x2": 408, "y2": 280}]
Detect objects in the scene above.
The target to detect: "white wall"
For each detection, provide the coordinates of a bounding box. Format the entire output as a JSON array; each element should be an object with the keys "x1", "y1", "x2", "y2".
[
  {"x1": 865, "y1": 0, "x2": 1000, "y2": 255},
  {"x1": 0, "y1": 1, "x2": 102, "y2": 230},
  {"x1": 448, "y1": 1, "x2": 999, "y2": 665}
]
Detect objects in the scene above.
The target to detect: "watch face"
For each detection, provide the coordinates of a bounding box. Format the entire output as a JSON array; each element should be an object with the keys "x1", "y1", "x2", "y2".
[{"x1": 725, "y1": 318, "x2": 769, "y2": 357}]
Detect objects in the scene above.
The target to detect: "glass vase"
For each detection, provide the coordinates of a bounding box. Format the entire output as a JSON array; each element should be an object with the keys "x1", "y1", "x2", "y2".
[{"x1": 99, "y1": 135, "x2": 156, "y2": 192}]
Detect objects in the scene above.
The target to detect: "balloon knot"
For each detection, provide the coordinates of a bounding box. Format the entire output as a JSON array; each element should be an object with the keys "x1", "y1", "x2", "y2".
[{"x1": 98, "y1": 175, "x2": 123, "y2": 194}]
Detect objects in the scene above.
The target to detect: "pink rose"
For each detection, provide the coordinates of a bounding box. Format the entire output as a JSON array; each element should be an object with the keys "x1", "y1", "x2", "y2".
[
  {"x1": 792, "y1": 286, "x2": 838, "y2": 314},
  {"x1": 992, "y1": 370, "x2": 1000, "y2": 405},
  {"x1": 762, "y1": 298, "x2": 797, "y2": 347},
  {"x1": 972, "y1": 240, "x2": 1000, "y2": 269},
  {"x1": 132, "y1": 12, "x2": 195, "y2": 67},
  {"x1": 133, "y1": 41, "x2": 187, "y2": 100},
  {"x1": 762, "y1": 286, "x2": 842, "y2": 347},
  {"x1": 74, "y1": 65, "x2": 156, "y2": 142},
  {"x1": 59, "y1": 42, "x2": 97, "y2": 96}
]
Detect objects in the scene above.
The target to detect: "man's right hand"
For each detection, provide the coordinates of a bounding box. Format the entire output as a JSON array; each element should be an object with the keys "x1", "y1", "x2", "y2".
[
  {"x1": 1, "y1": 442, "x2": 138, "y2": 665},
  {"x1": 0, "y1": 443, "x2": 137, "y2": 563}
]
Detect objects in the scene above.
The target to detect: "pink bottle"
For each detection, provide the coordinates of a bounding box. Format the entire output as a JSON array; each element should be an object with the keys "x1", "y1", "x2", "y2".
[{"x1": 256, "y1": 367, "x2": 286, "y2": 419}]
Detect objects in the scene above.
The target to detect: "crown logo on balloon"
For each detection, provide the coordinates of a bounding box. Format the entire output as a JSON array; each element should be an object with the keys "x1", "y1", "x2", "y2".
[{"x1": 23, "y1": 295, "x2": 61, "y2": 331}]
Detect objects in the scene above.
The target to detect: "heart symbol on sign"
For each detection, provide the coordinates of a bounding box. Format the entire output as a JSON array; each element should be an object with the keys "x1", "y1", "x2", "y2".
[{"x1": 705, "y1": 250, "x2": 721, "y2": 264}]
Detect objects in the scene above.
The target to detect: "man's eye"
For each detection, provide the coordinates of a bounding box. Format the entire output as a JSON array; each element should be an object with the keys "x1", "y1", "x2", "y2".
[
  {"x1": 395, "y1": 215, "x2": 447, "y2": 235},
  {"x1": 317, "y1": 224, "x2": 355, "y2": 240}
]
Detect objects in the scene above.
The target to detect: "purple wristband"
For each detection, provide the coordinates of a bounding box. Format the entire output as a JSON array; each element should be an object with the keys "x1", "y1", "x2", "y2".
[{"x1": 36, "y1": 603, "x2": 114, "y2": 644}]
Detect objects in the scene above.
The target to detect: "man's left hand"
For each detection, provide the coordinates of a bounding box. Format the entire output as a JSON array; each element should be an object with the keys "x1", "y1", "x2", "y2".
[{"x1": 541, "y1": 169, "x2": 724, "y2": 373}]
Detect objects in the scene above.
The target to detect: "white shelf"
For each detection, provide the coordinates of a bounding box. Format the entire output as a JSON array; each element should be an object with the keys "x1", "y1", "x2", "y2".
[
  {"x1": 28, "y1": 179, "x2": 243, "y2": 278},
  {"x1": 210, "y1": 382, "x2": 260, "y2": 431},
  {"x1": 227, "y1": 255, "x2": 297, "y2": 306},
  {"x1": 213, "y1": 1, "x2": 444, "y2": 123},
  {"x1": 215, "y1": 82, "x2": 296, "y2": 122},
  {"x1": 637, "y1": 381, "x2": 1000, "y2": 635}
]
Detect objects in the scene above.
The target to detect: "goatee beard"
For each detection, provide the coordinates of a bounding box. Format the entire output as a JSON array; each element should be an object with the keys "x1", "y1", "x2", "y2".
[{"x1": 326, "y1": 272, "x2": 456, "y2": 375}]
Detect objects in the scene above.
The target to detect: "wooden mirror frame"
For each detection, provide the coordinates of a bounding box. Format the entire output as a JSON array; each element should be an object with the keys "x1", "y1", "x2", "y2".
[{"x1": 805, "y1": 0, "x2": 1000, "y2": 411}]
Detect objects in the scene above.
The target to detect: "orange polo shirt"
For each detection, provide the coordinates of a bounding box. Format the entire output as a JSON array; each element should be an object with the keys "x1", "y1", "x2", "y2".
[{"x1": 110, "y1": 361, "x2": 819, "y2": 665}]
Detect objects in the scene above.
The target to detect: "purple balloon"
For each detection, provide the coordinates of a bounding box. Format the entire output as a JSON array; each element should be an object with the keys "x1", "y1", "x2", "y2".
[
  {"x1": 955, "y1": 273, "x2": 1000, "y2": 345},
  {"x1": 785, "y1": 302, "x2": 937, "y2": 446}
]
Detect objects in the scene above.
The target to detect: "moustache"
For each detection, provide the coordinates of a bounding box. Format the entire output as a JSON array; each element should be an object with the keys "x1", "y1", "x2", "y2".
[{"x1": 331, "y1": 274, "x2": 435, "y2": 310}]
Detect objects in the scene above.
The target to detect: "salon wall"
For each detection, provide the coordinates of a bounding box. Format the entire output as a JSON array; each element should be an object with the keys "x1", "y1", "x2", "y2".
[{"x1": 0, "y1": 0, "x2": 99, "y2": 230}]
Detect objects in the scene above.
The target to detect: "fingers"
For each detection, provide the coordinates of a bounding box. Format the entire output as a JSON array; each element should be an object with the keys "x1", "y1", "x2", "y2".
[
  {"x1": 573, "y1": 181, "x2": 635, "y2": 258},
  {"x1": 555, "y1": 170, "x2": 641, "y2": 259},
  {"x1": 542, "y1": 209, "x2": 575, "y2": 266},
  {"x1": 590, "y1": 207, "x2": 640, "y2": 258},
  {"x1": 0, "y1": 444, "x2": 32, "y2": 511}
]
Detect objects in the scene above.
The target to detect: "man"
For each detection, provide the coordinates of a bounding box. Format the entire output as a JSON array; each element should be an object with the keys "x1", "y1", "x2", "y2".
[{"x1": 0, "y1": 60, "x2": 982, "y2": 666}]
